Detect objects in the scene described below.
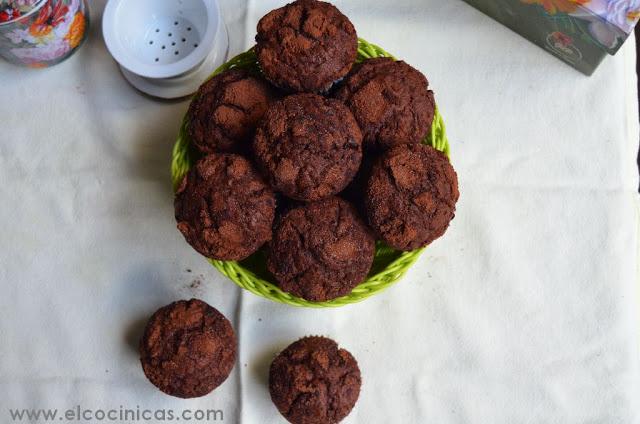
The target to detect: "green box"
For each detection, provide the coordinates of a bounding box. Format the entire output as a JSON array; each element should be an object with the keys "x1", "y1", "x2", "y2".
[{"x1": 462, "y1": 0, "x2": 640, "y2": 75}]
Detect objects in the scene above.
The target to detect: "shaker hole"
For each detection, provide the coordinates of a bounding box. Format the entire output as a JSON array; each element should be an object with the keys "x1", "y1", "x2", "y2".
[{"x1": 175, "y1": 51, "x2": 179, "y2": 55}]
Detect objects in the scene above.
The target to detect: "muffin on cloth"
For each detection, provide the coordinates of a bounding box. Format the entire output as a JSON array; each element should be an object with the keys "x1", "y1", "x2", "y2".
[
  {"x1": 267, "y1": 197, "x2": 375, "y2": 302},
  {"x1": 174, "y1": 154, "x2": 276, "y2": 261},
  {"x1": 139, "y1": 299, "x2": 237, "y2": 398},
  {"x1": 187, "y1": 68, "x2": 279, "y2": 154},
  {"x1": 365, "y1": 143, "x2": 459, "y2": 251},
  {"x1": 253, "y1": 93, "x2": 363, "y2": 202},
  {"x1": 255, "y1": 0, "x2": 358, "y2": 93},
  {"x1": 269, "y1": 336, "x2": 361, "y2": 424},
  {"x1": 334, "y1": 57, "x2": 436, "y2": 151}
]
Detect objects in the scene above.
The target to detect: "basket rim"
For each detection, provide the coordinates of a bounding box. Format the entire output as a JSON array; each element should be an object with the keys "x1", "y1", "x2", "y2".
[{"x1": 170, "y1": 38, "x2": 451, "y2": 308}]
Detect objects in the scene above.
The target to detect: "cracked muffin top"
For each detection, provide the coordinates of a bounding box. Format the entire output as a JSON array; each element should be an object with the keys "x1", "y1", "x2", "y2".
[
  {"x1": 365, "y1": 143, "x2": 459, "y2": 251},
  {"x1": 253, "y1": 93, "x2": 363, "y2": 202},
  {"x1": 267, "y1": 197, "x2": 375, "y2": 302},
  {"x1": 256, "y1": 0, "x2": 358, "y2": 93},
  {"x1": 269, "y1": 336, "x2": 361, "y2": 424},
  {"x1": 174, "y1": 153, "x2": 276, "y2": 261},
  {"x1": 334, "y1": 57, "x2": 436, "y2": 152},
  {"x1": 139, "y1": 299, "x2": 237, "y2": 398},
  {"x1": 187, "y1": 68, "x2": 280, "y2": 154}
]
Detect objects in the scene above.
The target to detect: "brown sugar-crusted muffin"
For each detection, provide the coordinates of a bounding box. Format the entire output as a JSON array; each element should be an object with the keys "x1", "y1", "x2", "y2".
[
  {"x1": 253, "y1": 93, "x2": 363, "y2": 202},
  {"x1": 139, "y1": 299, "x2": 237, "y2": 398},
  {"x1": 365, "y1": 143, "x2": 459, "y2": 251},
  {"x1": 267, "y1": 197, "x2": 375, "y2": 302},
  {"x1": 187, "y1": 68, "x2": 279, "y2": 154},
  {"x1": 334, "y1": 57, "x2": 436, "y2": 151},
  {"x1": 269, "y1": 336, "x2": 361, "y2": 424},
  {"x1": 174, "y1": 154, "x2": 276, "y2": 261},
  {"x1": 255, "y1": 0, "x2": 358, "y2": 93}
]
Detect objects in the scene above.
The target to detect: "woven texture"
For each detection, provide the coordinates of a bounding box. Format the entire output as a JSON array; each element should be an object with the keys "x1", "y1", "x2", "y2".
[{"x1": 171, "y1": 38, "x2": 451, "y2": 307}]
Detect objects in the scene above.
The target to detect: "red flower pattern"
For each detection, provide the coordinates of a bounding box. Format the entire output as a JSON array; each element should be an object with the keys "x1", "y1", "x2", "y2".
[
  {"x1": 28, "y1": 0, "x2": 69, "y2": 37},
  {"x1": 0, "y1": 7, "x2": 21, "y2": 23}
]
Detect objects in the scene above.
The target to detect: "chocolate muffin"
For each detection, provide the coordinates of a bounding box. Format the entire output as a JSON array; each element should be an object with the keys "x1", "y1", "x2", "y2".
[
  {"x1": 365, "y1": 143, "x2": 459, "y2": 251},
  {"x1": 269, "y1": 336, "x2": 361, "y2": 424},
  {"x1": 187, "y1": 68, "x2": 279, "y2": 154},
  {"x1": 267, "y1": 197, "x2": 375, "y2": 302},
  {"x1": 256, "y1": 0, "x2": 358, "y2": 93},
  {"x1": 139, "y1": 299, "x2": 237, "y2": 398},
  {"x1": 334, "y1": 57, "x2": 436, "y2": 151},
  {"x1": 174, "y1": 154, "x2": 276, "y2": 261},
  {"x1": 253, "y1": 93, "x2": 363, "y2": 202}
]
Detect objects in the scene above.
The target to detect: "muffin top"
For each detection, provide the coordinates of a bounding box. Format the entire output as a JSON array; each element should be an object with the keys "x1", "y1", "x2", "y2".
[
  {"x1": 187, "y1": 68, "x2": 279, "y2": 154},
  {"x1": 256, "y1": 0, "x2": 357, "y2": 93},
  {"x1": 365, "y1": 143, "x2": 459, "y2": 251},
  {"x1": 253, "y1": 93, "x2": 363, "y2": 202},
  {"x1": 269, "y1": 336, "x2": 361, "y2": 424},
  {"x1": 174, "y1": 154, "x2": 276, "y2": 261},
  {"x1": 334, "y1": 57, "x2": 436, "y2": 151},
  {"x1": 139, "y1": 299, "x2": 237, "y2": 398},
  {"x1": 267, "y1": 197, "x2": 375, "y2": 302}
]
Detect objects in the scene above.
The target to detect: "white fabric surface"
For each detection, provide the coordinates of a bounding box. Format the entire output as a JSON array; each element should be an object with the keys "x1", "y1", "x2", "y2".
[{"x1": 1, "y1": 0, "x2": 639, "y2": 423}]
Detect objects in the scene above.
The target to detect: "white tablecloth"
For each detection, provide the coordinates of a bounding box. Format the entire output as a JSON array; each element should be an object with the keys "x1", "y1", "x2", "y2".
[{"x1": 1, "y1": 0, "x2": 639, "y2": 423}]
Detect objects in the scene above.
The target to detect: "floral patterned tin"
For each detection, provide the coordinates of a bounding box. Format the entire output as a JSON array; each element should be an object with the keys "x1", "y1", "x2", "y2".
[
  {"x1": 463, "y1": 0, "x2": 640, "y2": 75},
  {"x1": 0, "y1": 0, "x2": 88, "y2": 68}
]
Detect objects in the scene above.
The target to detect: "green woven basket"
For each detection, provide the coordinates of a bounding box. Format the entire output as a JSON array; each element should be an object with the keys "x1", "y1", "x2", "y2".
[{"x1": 171, "y1": 38, "x2": 450, "y2": 308}]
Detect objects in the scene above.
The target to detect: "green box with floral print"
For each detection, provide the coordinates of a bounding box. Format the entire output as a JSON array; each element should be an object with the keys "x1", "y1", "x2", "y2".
[{"x1": 462, "y1": 0, "x2": 640, "y2": 75}]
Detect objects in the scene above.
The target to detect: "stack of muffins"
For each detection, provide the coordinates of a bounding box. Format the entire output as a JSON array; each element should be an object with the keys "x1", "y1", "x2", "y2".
[{"x1": 175, "y1": 0, "x2": 460, "y2": 304}]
